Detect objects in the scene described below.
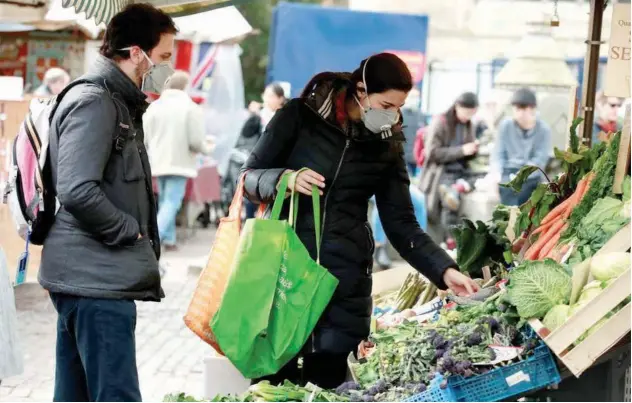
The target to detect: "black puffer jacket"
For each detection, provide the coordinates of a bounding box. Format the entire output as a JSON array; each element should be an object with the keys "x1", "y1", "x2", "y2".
[{"x1": 242, "y1": 78, "x2": 456, "y2": 354}]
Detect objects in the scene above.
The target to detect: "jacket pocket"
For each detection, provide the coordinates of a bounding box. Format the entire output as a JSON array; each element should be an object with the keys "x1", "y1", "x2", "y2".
[{"x1": 122, "y1": 143, "x2": 145, "y2": 182}]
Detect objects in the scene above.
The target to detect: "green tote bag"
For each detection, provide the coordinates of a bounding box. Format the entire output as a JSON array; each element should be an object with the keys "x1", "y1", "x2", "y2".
[{"x1": 210, "y1": 171, "x2": 339, "y2": 379}]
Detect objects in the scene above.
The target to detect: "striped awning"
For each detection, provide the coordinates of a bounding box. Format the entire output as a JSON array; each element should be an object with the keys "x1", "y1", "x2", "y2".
[{"x1": 61, "y1": 0, "x2": 243, "y2": 25}]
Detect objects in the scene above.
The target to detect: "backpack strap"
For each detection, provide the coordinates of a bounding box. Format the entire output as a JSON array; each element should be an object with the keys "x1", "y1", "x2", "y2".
[{"x1": 49, "y1": 76, "x2": 132, "y2": 153}]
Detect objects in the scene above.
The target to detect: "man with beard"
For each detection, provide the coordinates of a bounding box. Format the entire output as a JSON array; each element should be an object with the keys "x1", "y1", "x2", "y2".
[{"x1": 38, "y1": 4, "x2": 177, "y2": 401}]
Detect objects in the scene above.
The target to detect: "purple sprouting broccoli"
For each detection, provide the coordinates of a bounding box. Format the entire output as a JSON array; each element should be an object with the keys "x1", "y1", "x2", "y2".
[
  {"x1": 335, "y1": 381, "x2": 360, "y2": 395},
  {"x1": 466, "y1": 332, "x2": 483, "y2": 346},
  {"x1": 461, "y1": 360, "x2": 472, "y2": 369},
  {"x1": 440, "y1": 379, "x2": 449, "y2": 390},
  {"x1": 415, "y1": 384, "x2": 427, "y2": 394},
  {"x1": 488, "y1": 347, "x2": 497, "y2": 361},
  {"x1": 487, "y1": 317, "x2": 500, "y2": 333},
  {"x1": 463, "y1": 369, "x2": 475, "y2": 378},
  {"x1": 361, "y1": 394, "x2": 375, "y2": 402},
  {"x1": 374, "y1": 379, "x2": 388, "y2": 394},
  {"x1": 441, "y1": 357, "x2": 455, "y2": 373},
  {"x1": 434, "y1": 349, "x2": 446, "y2": 360},
  {"x1": 432, "y1": 335, "x2": 448, "y2": 349}
]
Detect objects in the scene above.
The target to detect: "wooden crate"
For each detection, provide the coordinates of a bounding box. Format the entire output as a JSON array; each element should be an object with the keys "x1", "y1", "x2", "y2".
[{"x1": 529, "y1": 223, "x2": 631, "y2": 377}]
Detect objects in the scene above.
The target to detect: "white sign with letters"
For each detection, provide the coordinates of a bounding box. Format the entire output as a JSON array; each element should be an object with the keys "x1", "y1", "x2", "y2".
[{"x1": 604, "y1": 3, "x2": 631, "y2": 98}]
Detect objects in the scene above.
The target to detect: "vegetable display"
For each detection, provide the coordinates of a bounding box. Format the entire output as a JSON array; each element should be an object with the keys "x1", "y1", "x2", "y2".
[
  {"x1": 169, "y1": 123, "x2": 628, "y2": 403},
  {"x1": 507, "y1": 260, "x2": 572, "y2": 319}
]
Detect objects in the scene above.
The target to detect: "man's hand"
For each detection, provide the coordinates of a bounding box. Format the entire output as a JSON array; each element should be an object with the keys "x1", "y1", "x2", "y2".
[
  {"x1": 137, "y1": 233, "x2": 143, "y2": 240},
  {"x1": 462, "y1": 142, "x2": 479, "y2": 156},
  {"x1": 443, "y1": 268, "x2": 479, "y2": 296}
]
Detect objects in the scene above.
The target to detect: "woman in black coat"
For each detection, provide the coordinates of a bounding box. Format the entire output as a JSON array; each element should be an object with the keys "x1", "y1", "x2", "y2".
[{"x1": 241, "y1": 53, "x2": 478, "y2": 388}]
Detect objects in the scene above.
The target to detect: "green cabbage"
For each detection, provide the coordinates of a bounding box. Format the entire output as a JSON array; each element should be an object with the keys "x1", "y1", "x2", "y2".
[
  {"x1": 590, "y1": 252, "x2": 630, "y2": 281},
  {"x1": 543, "y1": 304, "x2": 570, "y2": 332},
  {"x1": 508, "y1": 260, "x2": 572, "y2": 319},
  {"x1": 577, "y1": 281, "x2": 602, "y2": 304}
]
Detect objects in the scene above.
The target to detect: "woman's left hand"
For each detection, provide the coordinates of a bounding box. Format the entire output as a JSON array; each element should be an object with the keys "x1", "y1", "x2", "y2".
[{"x1": 443, "y1": 268, "x2": 479, "y2": 296}]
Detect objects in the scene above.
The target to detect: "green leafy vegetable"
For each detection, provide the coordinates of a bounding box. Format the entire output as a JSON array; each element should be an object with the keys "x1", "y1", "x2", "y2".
[
  {"x1": 164, "y1": 393, "x2": 204, "y2": 402},
  {"x1": 570, "y1": 258, "x2": 592, "y2": 306},
  {"x1": 563, "y1": 132, "x2": 622, "y2": 241},
  {"x1": 590, "y1": 252, "x2": 630, "y2": 281},
  {"x1": 543, "y1": 304, "x2": 570, "y2": 332},
  {"x1": 507, "y1": 259, "x2": 572, "y2": 319},
  {"x1": 623, "y1": 176, "x2": 631, "y2": 202},
  {"x1": 501, "y1": 166, "x2": 541, "y2": 193},
  {"x1": 452, "y1": 219, "x2": 507, "y2": 277}
]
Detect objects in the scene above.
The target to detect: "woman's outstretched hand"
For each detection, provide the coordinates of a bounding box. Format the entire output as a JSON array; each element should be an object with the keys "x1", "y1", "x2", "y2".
[
  {"x1": 280, "y1": 169, "x2": 326, "y2": 196},
  {"x1": 443, "y1": 268, "x2": 479, "y2": 296}
]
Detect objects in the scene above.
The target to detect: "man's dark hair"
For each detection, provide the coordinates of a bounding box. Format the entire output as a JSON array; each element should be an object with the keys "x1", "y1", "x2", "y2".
[{"x1": 100, "y1": 3, "x2": 178, "y2": 60}]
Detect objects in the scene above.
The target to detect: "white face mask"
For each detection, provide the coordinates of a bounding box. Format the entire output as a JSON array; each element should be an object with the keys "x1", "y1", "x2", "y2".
[
  {"x1": 355, "y1": 57, "x2": 399, "y2": 134},
  {"x1": 122, "y1": 47, "x2": 174, "y2": 95}
]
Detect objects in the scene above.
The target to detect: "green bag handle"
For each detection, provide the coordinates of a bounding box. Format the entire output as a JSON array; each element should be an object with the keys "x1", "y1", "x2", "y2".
[{"x1": 270, "y1": 169, "x2": 322, "y2": 264}]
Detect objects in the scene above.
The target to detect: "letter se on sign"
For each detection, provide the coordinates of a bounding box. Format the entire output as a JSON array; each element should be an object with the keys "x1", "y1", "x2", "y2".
[{"x1": 605, "y1": 3, "x2": 631, "y2": 98}]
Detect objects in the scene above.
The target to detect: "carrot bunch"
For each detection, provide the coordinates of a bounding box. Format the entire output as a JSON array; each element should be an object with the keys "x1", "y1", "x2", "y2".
[{"x1": 523, "y1": 173, "x2": 594, "y2": 261}]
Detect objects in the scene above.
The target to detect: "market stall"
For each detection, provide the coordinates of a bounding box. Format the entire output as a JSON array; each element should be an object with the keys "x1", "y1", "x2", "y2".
[{"x1": 169, "y1": 115, "x2": 630, "y2": 402}]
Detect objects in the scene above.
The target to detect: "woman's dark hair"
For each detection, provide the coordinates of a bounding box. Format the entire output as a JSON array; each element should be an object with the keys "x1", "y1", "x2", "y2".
[
  {"x1": 100, "y1": 3, "x2": 178, "y2": 60},
  {"x1": 455, "y1": 92, "x2": 479, "y2": 109},
  {"x1": 300, "y1": 53, "x2": 413, "y2": 98},
  {"x1": 267, "y1": 82, "x2": 286, "y2": 99}
]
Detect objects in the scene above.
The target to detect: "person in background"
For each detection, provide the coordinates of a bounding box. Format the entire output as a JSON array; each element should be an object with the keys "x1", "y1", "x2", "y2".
[
  {"x1": 372, "y1": 184, "x2": 428, "y2": 269},
  {"x1": 493, "y1": 87, "x2": 552, "y2": 206},
  {"x1": 241, "y1": 53, "x2": 478, "y2": 389},
  {"x1": 419, "y1": 92, "x2": 479, "y2": 246},
  {"x1": 226, "y1": 83, "x2": 286, "y2": 218},
  {"x1": 34, "y1": 67, "x2": 70, "y2": 97},
  {"x1": 401, "y1": 92, "x2": 423, "y2": 176},
  {"x1": 39, "y1": 4, "x2": 177, "y2": 401},
  {"x1": 144, "y1": 71, "x2": 213, "y2": 252},
  {"x1": 592, "y1": 90, "x2": 623, "y2": 145}
]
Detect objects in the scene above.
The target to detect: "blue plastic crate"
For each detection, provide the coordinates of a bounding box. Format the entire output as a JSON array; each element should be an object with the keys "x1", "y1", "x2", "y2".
[
  {"x1": 404, "y1": 374, "x2": 455, "y2": 402},
  {"x1": 404, "y1": 343, "x2": 561, "y2": 402}
]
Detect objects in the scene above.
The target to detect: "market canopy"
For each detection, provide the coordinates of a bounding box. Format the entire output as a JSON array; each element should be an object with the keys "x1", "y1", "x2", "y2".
[
  {"x1": 494, "y1": 23, "x2": 578, "y2": 90},
  {"x1": 60, "y1": 0, "x2": 247, "y2": 25}
]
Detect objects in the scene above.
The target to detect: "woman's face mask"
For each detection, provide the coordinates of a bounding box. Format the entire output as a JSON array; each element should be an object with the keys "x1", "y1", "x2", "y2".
[{"x1": 354, "y1": 58, "x2": 402, "y2": 134}]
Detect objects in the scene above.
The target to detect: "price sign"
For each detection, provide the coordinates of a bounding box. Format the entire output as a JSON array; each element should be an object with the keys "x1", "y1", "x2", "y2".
[{"x1": 604, "y1": 3, "x2": 631, "y2": 98}]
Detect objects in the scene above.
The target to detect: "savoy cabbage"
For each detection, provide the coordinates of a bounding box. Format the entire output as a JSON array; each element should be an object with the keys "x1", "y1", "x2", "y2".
[{"x1": 508, "y1": 259, "x2": 572, "y2": 319}]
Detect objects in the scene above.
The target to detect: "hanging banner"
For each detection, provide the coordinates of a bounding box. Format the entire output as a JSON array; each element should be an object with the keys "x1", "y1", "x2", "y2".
[{"x1": 604, "y1": 3, "x2": 631, "y2": 98}]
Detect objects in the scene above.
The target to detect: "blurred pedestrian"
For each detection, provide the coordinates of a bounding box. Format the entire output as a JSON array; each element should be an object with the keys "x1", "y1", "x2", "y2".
[
  {"x1": 144, "y1": 70, "x2": 213, "y2": 251},
  {"x1": 222, "y1": 82, "x2": 286, "y2": 218},
  {"x1": 419, "y1": 92, "x2": 479, "y2": 244},
  {"x1": 33, "y1": 67, "x2": 70, "y2": 97},
  {"x1": 592, "y1": 90, "x2": 623, "y2": 145},
  {"x1": 493, "y1": 88, "x2": 552, "y2": 206},
  {"x1": 39, "y1": 4, "x2": 177, "y2": 401}
]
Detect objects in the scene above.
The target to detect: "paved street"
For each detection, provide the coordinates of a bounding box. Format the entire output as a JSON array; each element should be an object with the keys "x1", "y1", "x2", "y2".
[{"x1": 0, "y1": 228, "x2": 217, "y2": 402}]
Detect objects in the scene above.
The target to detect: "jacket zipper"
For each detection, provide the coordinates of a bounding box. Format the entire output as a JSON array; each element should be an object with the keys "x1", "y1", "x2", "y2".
[
  {"x1": 308, "y1": 139, "x2": 349, "y2": 354},
  {"x1": 303, "y1": 103, "x2": 351, "y2": 354},
  {"x1": 320, "y1": 139, "x2": 350, "y2": 250}
]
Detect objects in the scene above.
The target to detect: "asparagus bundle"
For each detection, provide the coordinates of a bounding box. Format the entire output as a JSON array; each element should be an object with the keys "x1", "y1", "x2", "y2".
[{"x1": 394, "y1": 273, "x2": 427, "y2": 311}]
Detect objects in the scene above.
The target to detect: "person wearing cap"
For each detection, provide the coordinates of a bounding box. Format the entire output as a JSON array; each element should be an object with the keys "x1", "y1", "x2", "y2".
[
  {"x1": 493, "y1": 88, "x2": 552, "y2": 206},
  {"x1": 419, "y1": 91, "x2": 480, "y2": 244}
]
